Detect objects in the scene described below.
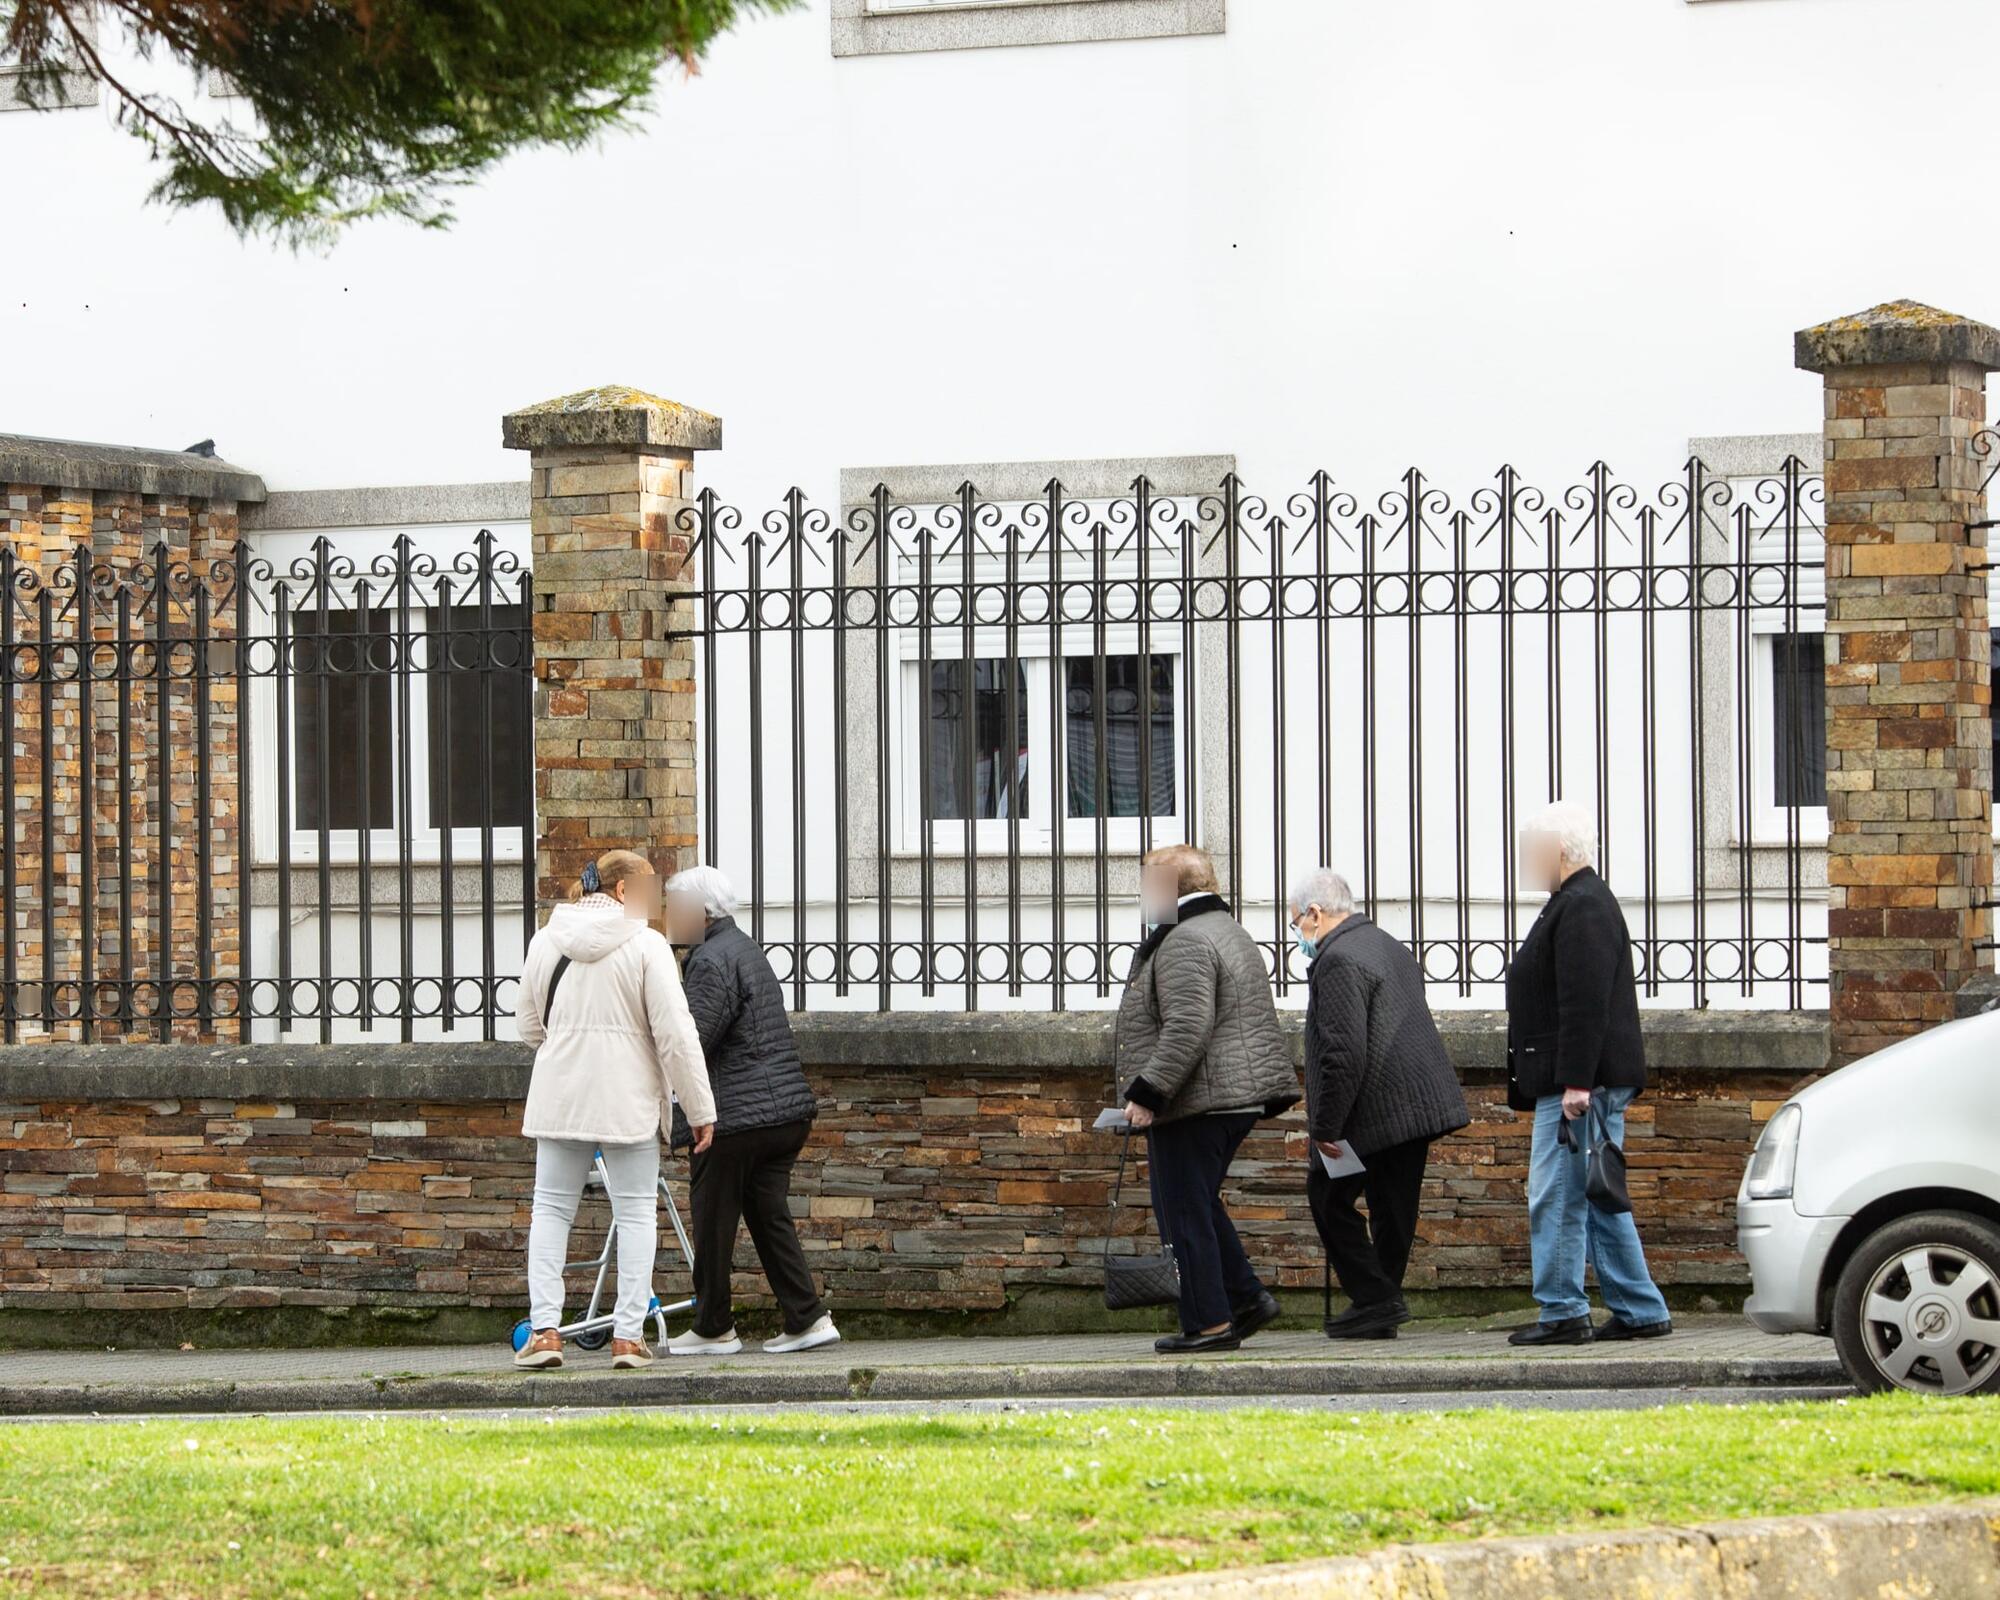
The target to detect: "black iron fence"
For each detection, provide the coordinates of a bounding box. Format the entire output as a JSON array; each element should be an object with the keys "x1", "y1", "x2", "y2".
[
  {"x1": 0, "y1": 533, "x2": 533, "y2": 1042},
  {"x1": 0, "y1": 457, "x2": 1845, "y2": 1038},
  {"x1": 686, "y1": 459, "x2": 1831, "y2": 1011}
]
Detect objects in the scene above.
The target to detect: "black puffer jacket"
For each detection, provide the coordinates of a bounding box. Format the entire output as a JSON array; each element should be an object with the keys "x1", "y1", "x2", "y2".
[
  {"x1": 1303, "y1": 915, "x2": 1469, "y2": 1156},
  {"x1": 1504, "y1": 867, "x2": 1647, "y2": 1112},
  {"x1": 669, "y1": 916, "x2": 817, "y2": 1147}
]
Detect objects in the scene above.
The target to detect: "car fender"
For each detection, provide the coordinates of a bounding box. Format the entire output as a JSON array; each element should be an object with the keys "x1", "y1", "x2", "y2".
[{"x1": 1786, "y1": 1009, "x2": 2000, "y2": 1220}]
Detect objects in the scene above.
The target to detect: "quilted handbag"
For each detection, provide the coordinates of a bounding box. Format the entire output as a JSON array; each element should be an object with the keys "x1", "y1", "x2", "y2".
[{"x1": 1102, "y1": 1124, "x2": 1181, "y2": 1310}]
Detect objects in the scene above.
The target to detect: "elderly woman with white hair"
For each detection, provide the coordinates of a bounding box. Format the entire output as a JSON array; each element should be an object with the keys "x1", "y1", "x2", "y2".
[
  {"x1": 1503, "y1": 801, "x2": 1672, "y2": 1347},
  {"x1": 1289, "y1": 867, "x2": 1468, "y2": 1339},
  {"x1": 661, "y1": 864, "x2": 835, "y2": 1355}
]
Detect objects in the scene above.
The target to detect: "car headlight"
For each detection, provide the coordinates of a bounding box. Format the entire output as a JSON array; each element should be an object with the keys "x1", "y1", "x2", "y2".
[{"x1": 1745, "y1": 1102, "x2": 1802, "y2": 1201}]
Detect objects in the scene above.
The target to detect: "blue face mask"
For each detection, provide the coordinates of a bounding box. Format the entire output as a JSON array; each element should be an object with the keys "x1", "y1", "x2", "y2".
[{"x1": 1295, "y1": 928, "x2": 1318, "y2": 961}]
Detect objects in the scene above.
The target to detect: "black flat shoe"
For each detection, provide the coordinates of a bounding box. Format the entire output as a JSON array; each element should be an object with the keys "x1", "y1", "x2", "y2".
[
  {"x1": 1324, "y1": 1299, "x2": 1411, "y2": 1340},
  {"x1": 1155, "y1": 1330, "x2": 1242, "y2": 1354},
  {"x1": 1230, "y1": 1290, "x2": 1282, "y2": 1341},
  {"x1": 1507, "y1": 1315, "x2": 1594, "y2": 1347},
  {"x1": 1594, "y1": 1316, "x2": 1673, "y2": 1341}
]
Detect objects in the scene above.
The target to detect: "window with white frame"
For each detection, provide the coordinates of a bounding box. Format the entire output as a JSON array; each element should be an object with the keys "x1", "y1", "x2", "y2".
[
  {"x1": 890, "y1": 512, "x2": 1186, "y2": 851},
  {"x1": 249, "y1": 524, "x2": 533, "y2": 863},
  {"x1": 1698, "y1": 433, "x2": 2000, "y2": 846}
]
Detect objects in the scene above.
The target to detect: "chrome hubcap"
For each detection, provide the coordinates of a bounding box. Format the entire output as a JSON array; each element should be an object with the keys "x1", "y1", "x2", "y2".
[{"x1": 1861, "y1": 1245, "x2": 2000, "y2": 1396}]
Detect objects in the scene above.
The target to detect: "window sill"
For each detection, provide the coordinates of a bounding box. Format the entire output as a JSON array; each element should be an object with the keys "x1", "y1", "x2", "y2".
[
  {"x1": 831, "y1": 0, "x2": 1223, "y2": 57},
  {"x1": 0, "y1": 64, "x2": 98, "y2": 111}
]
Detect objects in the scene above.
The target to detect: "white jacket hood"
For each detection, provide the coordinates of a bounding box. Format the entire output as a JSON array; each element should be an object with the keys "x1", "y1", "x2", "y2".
[{"x1": 542, "y1": 901, "x2": 646, "y2": 963}]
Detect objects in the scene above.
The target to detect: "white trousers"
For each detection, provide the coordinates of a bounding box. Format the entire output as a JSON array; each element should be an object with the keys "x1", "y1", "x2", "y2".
[{"x1": 527, "y1": 1137, "x2": 660, "y2": 1342}]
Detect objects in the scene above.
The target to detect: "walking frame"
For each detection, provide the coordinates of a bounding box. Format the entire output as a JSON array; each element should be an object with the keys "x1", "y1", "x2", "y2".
[{"x1": 509, "y1": 1150, "x2": 700, "y2": 1354}]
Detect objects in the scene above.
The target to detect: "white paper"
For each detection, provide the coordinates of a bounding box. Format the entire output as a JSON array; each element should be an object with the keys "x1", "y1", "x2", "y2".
[
  {"x1": 1093, "y1": 1107, "x2": 1133, "y2": 1132},
  {"x1": 1318, "y1": 1144, "x2": 1367, "y2": 1179}
]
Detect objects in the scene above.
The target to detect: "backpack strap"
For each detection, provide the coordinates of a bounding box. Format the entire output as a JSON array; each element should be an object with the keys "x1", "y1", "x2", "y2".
[{"x1": 543, "y1": 954, "x2": 573, "y2": 1029}]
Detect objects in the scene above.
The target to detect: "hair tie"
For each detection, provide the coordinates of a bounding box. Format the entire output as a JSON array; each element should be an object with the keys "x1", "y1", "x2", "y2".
[{"x1": 580, "y1": 861, "x2": 602, "y2": 894}]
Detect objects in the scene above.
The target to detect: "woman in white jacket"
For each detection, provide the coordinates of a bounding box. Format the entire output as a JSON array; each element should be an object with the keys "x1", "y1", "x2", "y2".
[{"x1": 513, "y1": 850, "x2": 716, "y2": 1371}]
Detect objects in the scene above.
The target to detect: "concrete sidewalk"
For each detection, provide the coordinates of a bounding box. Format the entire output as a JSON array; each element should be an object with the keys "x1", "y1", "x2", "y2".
[{"x1": 0, "y1": 1315, "x2": 1842, "y2": 1417}]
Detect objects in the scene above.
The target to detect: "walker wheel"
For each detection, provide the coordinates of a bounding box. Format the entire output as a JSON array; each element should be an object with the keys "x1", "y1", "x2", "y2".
[
  {"x1": 573, "y1": 1328, "x2": 612, "y2": 1352},
  {"x1": 509, "y1": 1318, "x2": 532, "y2": 1354}
]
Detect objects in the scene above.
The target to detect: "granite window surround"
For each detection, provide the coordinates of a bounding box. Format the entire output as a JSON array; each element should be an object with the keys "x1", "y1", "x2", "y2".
[
  {"x1": 0, "y1": 7, "x2": 99, "y2": 112},
  {"x1": 832, "y1": 0, "x2": 1223, "y2": 59},
  {"x1": 1686, "y1": 432, "x2": 1830, "y2": 890},
  {"x1": 837, "y1": 452, "x2": 1237, "y2": 902}
]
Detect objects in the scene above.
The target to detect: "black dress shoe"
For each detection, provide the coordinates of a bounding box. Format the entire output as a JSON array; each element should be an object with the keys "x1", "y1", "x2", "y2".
[
  {"x1": 1324, "y1": 1298, "x2": 1411, "y2": 1340},
  {"x1": 1155, "y1": 1330, "x2": 1242, "y2": 1354},
  {"x1": 1507, "y1": 1315, "x2": 1594, "y2": 1347},
  {"x1": 1594, "y1": 1315, "x2": 1673, "y2": 1341},
  {"x1": 1231, "y1": 1290, "x2": 1282, "y2": 1341}
]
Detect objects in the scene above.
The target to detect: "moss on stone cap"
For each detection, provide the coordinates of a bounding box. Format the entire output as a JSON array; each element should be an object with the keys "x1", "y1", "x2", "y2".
[
  {"x1": 1795, "y1": 299, "x2": 2000, "y2": 374},
  {"x1": 501, "y1": 385, "x2": 722, "y2": 453}
]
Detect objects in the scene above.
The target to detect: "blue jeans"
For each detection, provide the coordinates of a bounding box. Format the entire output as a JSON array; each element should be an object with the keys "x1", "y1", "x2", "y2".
[{"x1": 1527, "y1": 1089, "x2": 1670, "y2": 1326}]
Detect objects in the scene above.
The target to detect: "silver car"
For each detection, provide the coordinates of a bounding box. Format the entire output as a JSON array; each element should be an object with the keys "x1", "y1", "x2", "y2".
[{"x1": 1738, "y1": 1006, "x2": 2000, "y2": 1396}]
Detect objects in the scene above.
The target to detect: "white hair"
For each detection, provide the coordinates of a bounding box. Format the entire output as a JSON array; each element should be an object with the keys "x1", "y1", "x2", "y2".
[
  {"x1": 1288, "y1": 867, "x2": 1356, "y2": 918},
  {"x1": 666, "y1": 864, "x2": 740, "y2": 918},
  {"x1": 1520, "y1": 799, "x2": 1597, "y2": 868}
]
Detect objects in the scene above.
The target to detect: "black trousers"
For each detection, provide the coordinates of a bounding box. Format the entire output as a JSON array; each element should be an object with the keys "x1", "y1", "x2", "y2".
[
  {"x1": 688, "y1": 1118, "x2": 826, "y2": 1338},
  {"x1": 1306, "y1": 1134, "x2": 1433, "y2": 1309},
  {"x1": 1146, "y1": 1112, "x2": 1264, "y2": 1335}
]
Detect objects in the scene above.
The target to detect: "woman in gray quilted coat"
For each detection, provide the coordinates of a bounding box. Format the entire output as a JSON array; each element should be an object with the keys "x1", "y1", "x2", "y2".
[
  {"x1": 663, "y1": 865, "x2": 834, "y2": 1356},
  {"x1": 1117, "y1": 845, "x2": 1301, "y2": 1354}
]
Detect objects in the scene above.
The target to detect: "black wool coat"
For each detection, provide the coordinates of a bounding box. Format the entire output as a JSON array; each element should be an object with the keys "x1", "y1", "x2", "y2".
[
  {"x1": 1503, "y1": 867, "x2": 1647, "y2": 1112},
  {"x1": 669, "y1": 916, "x2": 818, "y2": 1147},
  {"x1": 1303, "y1": 915, "x2": 1469, "y2": 1157}
]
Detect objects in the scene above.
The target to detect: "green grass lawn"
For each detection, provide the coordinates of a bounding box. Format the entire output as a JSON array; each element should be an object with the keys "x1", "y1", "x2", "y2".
[{"x1": 1, "y1": 1398, "x2": 1995, "y2": 1598}]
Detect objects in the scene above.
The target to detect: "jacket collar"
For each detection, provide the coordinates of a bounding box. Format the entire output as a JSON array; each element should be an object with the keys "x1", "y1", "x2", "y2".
[
  {"x1": 1133, "y1": 892, "x2": 1231, "y2": 968},
  {"x1": 1551, "y1": 866, "x2": 1599, "y2": 902},
  {"x1": 700, "y1": 914, "x2": 739, "y2": 943},
  {"x1": 1308, "y1": 912, "x2": 1371, "y2": 967}
]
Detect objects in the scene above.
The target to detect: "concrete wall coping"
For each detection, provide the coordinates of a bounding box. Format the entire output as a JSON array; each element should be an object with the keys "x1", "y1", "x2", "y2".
[
  {"x1": 0, "y1": 1009, "x2": 1829, "y2": 1101},
  {"x1": 0, "y1": 433, "x2": 266, "y2": 504},
  {"x1": 243, "y1": 481, "x2": 528, "y2": 532},
  {"x1": 1070, "y1": 1498, "x2": 2000, "y2": 1600}
]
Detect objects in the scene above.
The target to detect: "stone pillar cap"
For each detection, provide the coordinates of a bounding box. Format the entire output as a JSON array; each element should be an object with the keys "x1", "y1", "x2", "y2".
[
  {"x1": 501, "y1": 385, "x2": 722, "y2": 452},
  {"x1": 1795, "y1": 299, "x2": 2000, "y2": 374}
]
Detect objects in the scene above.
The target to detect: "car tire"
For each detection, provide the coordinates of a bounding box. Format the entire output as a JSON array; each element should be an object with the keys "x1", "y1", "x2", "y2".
[{"x1": 1831, "y1": 1210, "x2": 2000, "y2": 1396}]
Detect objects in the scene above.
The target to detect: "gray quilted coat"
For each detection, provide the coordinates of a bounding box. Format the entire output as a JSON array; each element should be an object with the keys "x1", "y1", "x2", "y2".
[
  {"x1": 1303, "y1": 914, "x2": 1469, "y2": 1155},
  {"x1": 670, "y1": 916, "x2": 817, "y2": 1147},
  {"x1": 1115, "y1": 899, "x2": 1301, "y2": 1124}
]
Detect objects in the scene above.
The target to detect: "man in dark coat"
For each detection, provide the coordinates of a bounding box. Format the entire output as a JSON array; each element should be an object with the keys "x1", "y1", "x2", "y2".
[
  {"x1": 664, "y1": 866, "x2": 833, "y2": 1356},
  {"x1": 1502, "y1": 801, "x2": 1672, "y2": 1347},
  {"x1": 1290, "y1": 868, "x2": 1469, "y2": 1340}
]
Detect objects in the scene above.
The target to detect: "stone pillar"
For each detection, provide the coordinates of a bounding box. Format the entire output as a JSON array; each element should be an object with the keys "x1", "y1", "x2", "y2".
[
  {"x1": 501, "y1": 387, "x2": 722, "y2": 911},
  {"x1": 1796, "y1": 301, "x2": 1997, "y2": 1060}
]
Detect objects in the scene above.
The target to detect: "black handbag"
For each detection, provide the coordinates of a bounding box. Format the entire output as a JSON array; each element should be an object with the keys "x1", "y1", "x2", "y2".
[
  {"x1": 1559, "y1": 1091, "x2": 1632, "y2": 1214},
  {"x1": 1102, "y1": 1124, "x2": 1181, "y2": 1311}
]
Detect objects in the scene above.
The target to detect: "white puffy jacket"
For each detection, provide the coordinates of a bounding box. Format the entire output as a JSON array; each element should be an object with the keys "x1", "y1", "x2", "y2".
[{"x1": 516, "y1": 898, "x2": 717, "y2": 1144}]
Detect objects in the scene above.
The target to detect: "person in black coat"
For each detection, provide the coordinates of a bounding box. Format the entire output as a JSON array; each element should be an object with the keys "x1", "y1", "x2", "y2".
[
  {"x1": 663, "y1": 866, "x2": 835, "y2": 1356},
  {"x1": 1290, "y1": 868, "x2": 1469, "y2": 1340},
  {"x1": 1503, "y1": 802, "x2": 1673, "y2": 1347}
]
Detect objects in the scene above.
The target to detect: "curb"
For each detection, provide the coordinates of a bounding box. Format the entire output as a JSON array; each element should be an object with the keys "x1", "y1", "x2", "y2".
[
  {"x1": 1065, "y1": 1499, "x2": 2000, "y2": 1600},
  {"x1": 0, "y1": 1350, "x2": 1846, "y2": 1417}
]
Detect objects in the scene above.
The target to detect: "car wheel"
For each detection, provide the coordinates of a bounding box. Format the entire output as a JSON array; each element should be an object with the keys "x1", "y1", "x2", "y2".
[{"x1": 1832, "y1": 1211, "x2": 2000, "y2": 1396}]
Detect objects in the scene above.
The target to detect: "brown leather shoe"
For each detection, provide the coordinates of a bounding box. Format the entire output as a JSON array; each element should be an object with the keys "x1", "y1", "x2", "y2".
[
  {"x1": 514, "y1": 1329, "x2": 564, "y2": 1369},
  {"x1": 611, "y1": 1338, "x2": 654, "y2": 1370}
]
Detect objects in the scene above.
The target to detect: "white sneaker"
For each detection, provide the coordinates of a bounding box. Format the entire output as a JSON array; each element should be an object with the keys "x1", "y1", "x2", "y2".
[
  {"x1": 763, "y1": 1315, "x2": 840, "y2": 1354},
  {"x1": 667, "y1": 1327, "x2": 743, "y2": 1356}
]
